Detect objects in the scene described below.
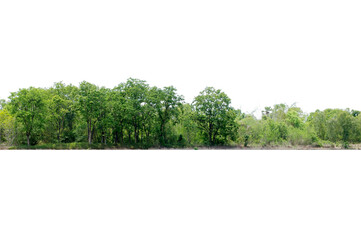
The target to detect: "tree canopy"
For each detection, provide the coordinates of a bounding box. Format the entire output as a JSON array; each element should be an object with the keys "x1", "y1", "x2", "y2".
[{"x1": 1, "y1": 79, "x2": 361, "y2": 149}]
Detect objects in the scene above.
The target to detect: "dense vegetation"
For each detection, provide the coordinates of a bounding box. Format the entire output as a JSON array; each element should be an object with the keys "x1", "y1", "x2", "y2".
[{"x1": 1, "y1": 78, "x2": 361, "y2": 149}]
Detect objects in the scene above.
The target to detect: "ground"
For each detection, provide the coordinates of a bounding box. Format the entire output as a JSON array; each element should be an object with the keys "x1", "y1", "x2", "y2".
[
  {"x1": 1, "y1": 143, "x2": 361, "y2": 150},
  {"x1": 0, "y1": 144, "x2": 10, "y2": 150}
]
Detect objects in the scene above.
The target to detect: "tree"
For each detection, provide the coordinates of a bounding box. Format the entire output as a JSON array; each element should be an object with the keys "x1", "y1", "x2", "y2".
[
  {"x1": 176, "y1": 103, "x2": 200, "y2": 146},
  {"x1": 192, "y1": 87, "x2": 237, "y2": 145},
  {"x1": 0, "y1": 109, "x2": 15, "y2": 145},
  {"x1": 109, "y1": 83, "x2": 128, "y2": 144},
  {"x1": 307, "y1": 110, "x2": 327, "y2": 140},
  {"x1": 77, "y1": 81, "x2": 102, "y2": 144},
  {"x1": 338, "y1": 111, "x2": 353, "y2": 143},
  {"x1": 238, "y1": 114, "x2": 262, "y2": 147},
  {"x1": 261, "y1": 118, "x2": 288, "y2": 145},
  {"x1": 150, "y1": 86, "x2": 184, "y2": 145},
  {"x1": 0, "y1": 99, "x2": 6, "y2": 110},
  {"x1": 123, "y1": 78, "x2": 149, "y2": 144},
  {"x1": 8, "y1": 87, "x2": 46, "y2": 146},
  {"x1": 96, "y1": 87, "x2": 111, "y2": 144},
  {"x1": 286, "y1": 106, "x2": 305, "y2": 129},
  {"x1": 351, "y1": 110, "x2": 361, "y2": 117},
  {"x1": 47, "y1": 82, "x2": 74, "y2": 143}
]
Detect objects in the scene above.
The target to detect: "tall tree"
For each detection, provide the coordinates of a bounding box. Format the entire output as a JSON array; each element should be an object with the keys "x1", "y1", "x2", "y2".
[
  {"x1": 123, "y1": 78, "x2": 149, "y2": 144},
  {"x1": 192, "y1": 87, "x2": 236, "y2": 145},
  {"x1": 47, "y1": 82, "x2": 74, "y2": 143},
  {"x1": 8, "y1": 87, "x2": 46, "y2": 146},
  {"x1": 150, "y1": 86, "x2": 184, "y2": 145},
  {"x1": 96, "y1": 87, "x2": 111, "y2": 144},
  {"x1": 77, "y1": 81, "x2": 102, "y2": 144},
  {"x1": 110, "y1": 83, "x2": 128, "y2": 145}
]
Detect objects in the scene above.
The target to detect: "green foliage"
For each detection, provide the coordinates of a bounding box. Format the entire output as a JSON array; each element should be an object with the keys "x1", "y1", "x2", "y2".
[
  {"x1": 0, "y1": 99, "x2": 7, "y2": 110},
  {"x1": 46, "y1": 82, "x2": 78, "y2": 143},
  {"x1": 3, "y1": 80, "x2": 361, "y2": 149},
  {"x1": 8, "y1": 87, "x2": 47, "y2": 145},
  {"x1": 150, "y1": 85, "x2": 184, "y2": 145},
  {"x1": 261, "y1": 118, "x2": 288, "y2": 145},
  {"x1": 238, "y1": 115, "x2": 263, "y2": 146},
  {"x1": 287, "y1": 124, "x2": 318, "y2": 146},
  {"x1": 308, "y1": 109, "x2": 359, "y2": 143},
  {"x1": 0, "y1": 109, "x2": 15, "y2": 144},
  {"x1": 192, "y1": 87, "x2": 237, "y2": 145},
  {"x1": 78, "y1": 81, "x2": 99, "y2": 144},
  {"x1": 175, "y1": 103, "x2": 201, "y2": 146},
  {"x1": 122, "y1": 78, "x2": 151, "y2": 144},
  {"x1": 286, "y1": 107, "x2": 305, "y2": 129}
]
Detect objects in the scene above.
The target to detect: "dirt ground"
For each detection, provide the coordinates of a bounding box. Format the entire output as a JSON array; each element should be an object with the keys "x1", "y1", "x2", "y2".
[
  {"x1": 1, "y1": 144, "x2": 361, "y2": 150},
  {"x1": 151, "y1": 145, "x2": 361, "y2": 150},
  {"x1": 164, "y1": 144, "x2": 361, "y2": 150},
  {"x1": 0, "y1": 145, "x2": 10, "y2": 150}
]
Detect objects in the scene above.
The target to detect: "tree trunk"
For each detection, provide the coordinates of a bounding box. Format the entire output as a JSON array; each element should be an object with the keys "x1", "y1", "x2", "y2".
[
  {"x1": 209, "y1": 123, "x2": 214, "y2": 146},
  {"x1": 114, "y1": 129, "x2": 118, "y2": 144},
  {"x1": 134, "y1": 125, "x2": 138, "y2": 144},
  {"x1": 58, "y1": 119, "x2": 62, "y2": 143},
  {"x1": 160, "y1": 122, "x2": 165, "y2": 145},
  {"x1": 140, "y1": 127, "x2": 144, "y2": 144},
  {"x1": 91, "y1": 125, "x2": 96, "y2": 144},
  {"x1": 88, "y1": 131, "x2": 92, "y2": 144},
  {"x1": 58, "y1": 127, "x2": 61, "y2": 143},
  {"x1": 120, "y1": 128, "x2": 124, "y2": 145},
  {"x1": 208, "y1": 127, "x2": 212, "y2": 146},
  {"x1": 114, "y1": 130, "x2": 119, "y2": 144},
  {"x1": 101, "y1": 131, "x2": 105, "y2": 144},
  {"x1": 146, "y1": 129, "x2": 150, "y2": 145},
  {"x1": 27, "y1": 134, "x2": 30, "y2": 146},
  {"x1": 88, "y1": 120, "x2": 92, "y2": 144},
  {"x1": 164, "y1": 127, "x2": 167, "y2": 144}
]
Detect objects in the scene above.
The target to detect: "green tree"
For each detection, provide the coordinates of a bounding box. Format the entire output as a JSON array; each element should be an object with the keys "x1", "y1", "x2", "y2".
[
  {"x1": 47, "y1": 82, "x2": 75, "y2": 143},
  {"x1": 176, "y1": 103, "x2": 200, "y2": 146},
  {"x1": 0, "y1": 109, "x2": 16, "y2": 145},
  {"x1": 150, "y1": 86, "x2": 184, "y2": 145},
  {"x1": 0, "y1": 99, "x2": 6, "y2": 110},
  {"x1": 8, "y1": 87, "x2": 46, "y2": 146},
  {"x1": 338, "y1": 111, "x2": 353, "y2": 144},
  {"x1": 238, "y1": 114, "x2": 262, "y2": 147},
  {"x1": 192, "y1": 87, "x2": 237, "y2": 145},
  {"x1": 96, "y1": 87, "x2": 111, "y2": 144},
  {"x1": 77, "y1": 81, "x2": 102, "y2": 144},
  {"x1": 109, "y1": 83, "x2": 128, "y2": 145},
  {"x1": 123, "y1": 78, "x2": 149, "y2": 144},
  {"x1": 307, "y1": 110, "x2": 327, "y2": 140},
  {"x1": 286, "y1": 106, "x2": 305, "y2": 129}
]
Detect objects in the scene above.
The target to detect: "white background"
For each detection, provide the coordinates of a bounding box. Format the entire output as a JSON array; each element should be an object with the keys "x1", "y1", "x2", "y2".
[
  {"x1": 1, "y1": 1, "x2": 361, "y2": 239},
  {"x1": 1, "y1": 151, "x2": 361, "y2": 240},
  {"x1": 1, "y1": 0, "x2": 361, "y2": 116}
]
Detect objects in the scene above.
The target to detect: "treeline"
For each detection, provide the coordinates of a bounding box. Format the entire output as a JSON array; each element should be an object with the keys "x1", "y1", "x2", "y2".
[{"x1": 0, "y1": 78, "x2": 360, "y2": 149}]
